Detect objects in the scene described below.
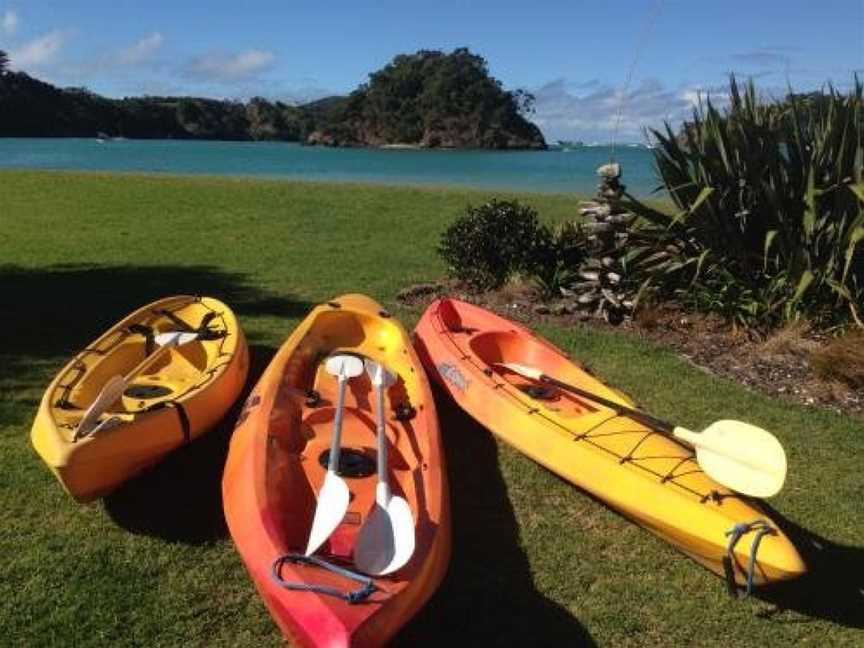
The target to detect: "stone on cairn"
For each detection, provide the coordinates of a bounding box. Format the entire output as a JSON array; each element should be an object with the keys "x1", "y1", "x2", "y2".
[{"x1": 567, "y1": 162, "x2": 640, "y2": 325}]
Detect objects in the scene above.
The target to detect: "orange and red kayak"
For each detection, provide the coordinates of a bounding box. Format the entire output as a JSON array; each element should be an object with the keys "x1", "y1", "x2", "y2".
[
  {"x1": 223, "y1": 294, "x2": 450, "y2": 647},
  {"x1": 414, "y1": 298, "x2": 806, "y2": 591}
]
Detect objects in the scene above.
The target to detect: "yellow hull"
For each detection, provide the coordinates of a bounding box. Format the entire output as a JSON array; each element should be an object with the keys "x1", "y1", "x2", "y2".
[
  {"x1": 415, "y1": 298, "x2": 807, "y2": 590},
  {"x1": 31, "y1": 295, "x2": 249, "y2": 502}
]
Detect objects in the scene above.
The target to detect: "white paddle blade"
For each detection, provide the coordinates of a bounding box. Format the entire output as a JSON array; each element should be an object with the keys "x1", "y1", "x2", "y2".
[
  {"x1": 676, "y1": 420, "x2": 787, "y2": 498},
  {"x1": 77, "y1": 375, "x2": 127, "y2": 438},
  {"x1": 305, "y1": 471, "x2": 350, "y2": 556},
  {"x1": 354, "y1": 505, "x2": 396, "y2": 575},
  {"x1": 495, "y1": 362, "x2": 543, "y2": 380},
  {"x1": 378, "y1": 495, "x2": 415, "y2": 574},
  {"x1": 155, "y1": 331, "x2": 198, "y2": 347},
  {"x1": 354, "y1": 488, "x2": 415, "y2": 575},
  {"x1": 326, "y1": 354, "x2": 365, "y2": 379},
  {"x1": 364, "y1": 359, "x2": 397, "y2": 388}
]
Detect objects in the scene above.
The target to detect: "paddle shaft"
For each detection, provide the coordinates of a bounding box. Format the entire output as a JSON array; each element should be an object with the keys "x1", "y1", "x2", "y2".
[
  {"x1": 121, "y1": 339, "x2": 179, "y2": 385},
  {"x1": 75, "y1": 336, "x2": 183, "y2": 438},
  {"x1": 537, "y1": 374, "x2": 675, "y2": 435},
  {"x1": 506, "y1": 364, "x2": 786, "y2": 497},
  {"x1": 329, "y1": 374, "x2": 349, "y2": 472},
  {"x1": 375, "y1": 381, "x2": 388, "y2": 484}
]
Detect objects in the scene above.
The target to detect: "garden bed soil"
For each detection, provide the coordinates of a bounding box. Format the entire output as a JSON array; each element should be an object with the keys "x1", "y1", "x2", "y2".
[{"x1": 397, "y1": 280, "x2": 864, "y2": 419}]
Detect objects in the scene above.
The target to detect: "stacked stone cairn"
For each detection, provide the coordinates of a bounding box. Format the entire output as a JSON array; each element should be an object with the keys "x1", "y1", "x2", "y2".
[{"x1": 564, "y1": 162, "x2": 637, "y2": 325}]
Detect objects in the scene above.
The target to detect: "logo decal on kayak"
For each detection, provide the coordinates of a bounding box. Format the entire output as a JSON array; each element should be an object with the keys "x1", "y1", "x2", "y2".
[{"x1": 438, "y1": 362, "x2": 470, "y2": 391}]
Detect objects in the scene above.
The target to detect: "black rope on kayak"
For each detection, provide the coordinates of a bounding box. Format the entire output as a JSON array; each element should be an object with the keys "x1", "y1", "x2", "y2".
[
  {"x1": 153, "y1": 308, "x2": 227, "y2": 341},
  {"x1": 723, "y1": 519, "x2": 775, "y2": 597},
  {"x1": 55, "y1": 360, "x2": 88, "y2": 409},
  {"x1": 701, "y1": 490, "x2": 724, "y2": 505},
  {"x1": 271, "y1": 553, "x2": 377, "y2": 604},
  {"x1": 617, "y1": 428, "x2": 654, "y2": 464},
  {"x1": 660, "y1": 455, "x2": 695, "y2": 483},
  {"x1": 128, "y1": 323, "x2": 156, "y2": 355},
  {"x1": 154, "y1": 308, "x2": 196, "y2": 332},
  {"x1": 55, "y1": 297, "x2": 214, "y2": 410},
  {"x1": 571, "y1": 411, "x2": 619, "y2": 441},
  {"x1": 145, "y1": 400, "x2": 191, "y2": 444}
]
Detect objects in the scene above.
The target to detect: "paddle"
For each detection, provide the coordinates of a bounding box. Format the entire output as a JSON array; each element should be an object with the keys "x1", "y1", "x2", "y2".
[
  {"x1": 353, "y1": 359, "x2": 415, "y2": 575},
  {"x1": 496, "y1": 362, "x2": 787, "y2": 498},
  {"x1": 305, "y1": 353, "x2": 365, "y2": 556},
  {"x1": 75, "y1": 331, "x2": 197, "y2": 439}
]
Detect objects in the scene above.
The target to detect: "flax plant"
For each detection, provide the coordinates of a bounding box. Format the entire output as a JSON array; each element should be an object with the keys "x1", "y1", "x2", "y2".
[{"x1": 623, "y1": 77, "x2": 864, "y2": 328}]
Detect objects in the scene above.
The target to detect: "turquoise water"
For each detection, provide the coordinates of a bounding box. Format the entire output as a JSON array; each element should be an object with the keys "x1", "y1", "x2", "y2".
[{"x1": 0, "y1": 138, "x2": 661, "y2": 195}]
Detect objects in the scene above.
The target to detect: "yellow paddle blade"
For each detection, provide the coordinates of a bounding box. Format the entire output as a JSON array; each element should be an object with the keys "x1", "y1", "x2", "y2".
[{"x1": 673, "y1": 420, "x2": 787, "y2": 498}]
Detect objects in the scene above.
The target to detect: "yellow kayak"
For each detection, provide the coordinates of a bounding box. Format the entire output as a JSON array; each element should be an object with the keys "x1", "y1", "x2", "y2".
[
  {"x1": 415, "y1": 298, "x2": 807, "y2": 592},
  {"x1": 31, "y1": 295, "x2": 249, "y2": 502}
]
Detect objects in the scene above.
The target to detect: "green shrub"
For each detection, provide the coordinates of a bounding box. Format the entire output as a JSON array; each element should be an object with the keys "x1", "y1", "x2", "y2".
[
  {"x1": 438, "y1": 199, "x2": 553, "y2": 290},
  {"x1": 532, "y1": 221, "x2": 589, "y2": 298},
  {"x1": 624, "y1": 76, "x2": 864, "y2": 329}
]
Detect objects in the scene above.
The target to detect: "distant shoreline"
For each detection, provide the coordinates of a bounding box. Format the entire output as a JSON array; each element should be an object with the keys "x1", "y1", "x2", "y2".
[
  {"x1": 0, "y1": 138, "x2": 662, "y2": 196},
  {"x1": 0, "y1": 135, "x2": 653, "y2": 149},
  {"x1": 0, "y1": 167, "x2": 585, "y2": 198}
]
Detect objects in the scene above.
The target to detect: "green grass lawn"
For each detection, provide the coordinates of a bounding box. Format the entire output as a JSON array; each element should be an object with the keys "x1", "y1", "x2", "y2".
[{"x1": 1, "y1": 170, "x2": 862, "y2": 646}]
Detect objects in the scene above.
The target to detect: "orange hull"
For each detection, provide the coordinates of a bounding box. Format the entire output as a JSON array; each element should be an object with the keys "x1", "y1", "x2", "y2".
[{"x1": 223, "y1": 295, "x2": 450, "y2": 646}]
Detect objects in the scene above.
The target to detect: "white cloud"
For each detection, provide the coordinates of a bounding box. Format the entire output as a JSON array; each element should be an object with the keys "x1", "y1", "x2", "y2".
[
  {"x1": 2, "y1": 9, "x2": 18, "y2": 35},
  {"x1": 9, "y1": 30, "x2": 66, "y2": 69},
  {"x1": 185, "y1": 49, "x2": 276, "y2": 83},
  {"x1": 118, "y1": 32, "x2": 163, "y2": 65},
  {"x1": 528, "y1": 77, "x2": 736, "y2": 142}
]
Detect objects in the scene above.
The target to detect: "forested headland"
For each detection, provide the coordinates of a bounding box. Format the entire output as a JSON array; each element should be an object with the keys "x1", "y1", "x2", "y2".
[{"x1": 0, "y1": 48, "x2": 545, "y2": 149}]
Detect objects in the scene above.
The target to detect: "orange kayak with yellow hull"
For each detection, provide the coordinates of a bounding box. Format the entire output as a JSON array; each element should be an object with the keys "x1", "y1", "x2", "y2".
[
  {"x1": 223, "y1": 294, "x2": 450, "y2": 647},
  {"x1": 414, "y1": 298, "x2": 806, "y2": 592}
]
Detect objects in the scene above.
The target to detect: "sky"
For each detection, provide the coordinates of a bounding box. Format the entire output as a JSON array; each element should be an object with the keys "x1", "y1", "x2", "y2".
[{"x1": 1, "y1": 1, "x2": 862, "y2": 142}]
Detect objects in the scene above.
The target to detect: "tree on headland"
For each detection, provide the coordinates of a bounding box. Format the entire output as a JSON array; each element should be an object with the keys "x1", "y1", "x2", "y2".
[
  {"x1": 325, "y1": 48, "x2": 545, "y2": 148},
  {"x1": 0, "y1": 50, "x2": 9, "y2": 75}
]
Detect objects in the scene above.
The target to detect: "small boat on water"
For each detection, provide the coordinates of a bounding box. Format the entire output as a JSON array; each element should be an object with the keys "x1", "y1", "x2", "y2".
[
  {"x1": 414, "y1": 298, "x2": 806, "y2": 592},
  {"x1": 555, "y1": 139, "x2": 584, "y2": 151},
  {"x1": 31, "y1": 295, "x2": 248, "y2": 502},
  {"x1": 223, "y1": 294, "x2": 450, "y2": 647}
]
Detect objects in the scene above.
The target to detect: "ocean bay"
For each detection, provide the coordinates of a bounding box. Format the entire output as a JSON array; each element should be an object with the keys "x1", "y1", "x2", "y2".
[{"x1": 0, "y1": 138, "x2": 659, "y2": 195}]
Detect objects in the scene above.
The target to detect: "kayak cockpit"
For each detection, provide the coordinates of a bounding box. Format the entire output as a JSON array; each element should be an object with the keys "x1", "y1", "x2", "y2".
[{"x1": 262, "y1": 318, "x2": 428, "y2": 562}]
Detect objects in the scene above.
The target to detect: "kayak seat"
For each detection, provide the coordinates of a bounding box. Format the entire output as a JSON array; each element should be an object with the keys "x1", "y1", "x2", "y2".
[{"x1": 469, "y1": 330, "x2": 565, "y2": 373}]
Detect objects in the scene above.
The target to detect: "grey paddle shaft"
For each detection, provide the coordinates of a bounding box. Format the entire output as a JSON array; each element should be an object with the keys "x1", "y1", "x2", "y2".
[
  {"x1": 330, "y1": 375, "x2": 349, "y2": 471},
  {"x1": 375, "y1": 381, "x2": 387, "y2": 480},
  {"x1": 540, "y1": 375, "x2": 674, "y2": 434}
]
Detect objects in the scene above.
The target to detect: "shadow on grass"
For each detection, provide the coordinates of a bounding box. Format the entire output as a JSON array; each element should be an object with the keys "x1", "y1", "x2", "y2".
[
  {"x1": 0, "y1": 262, "x2": 309, "y2": 541},
  {"x1": 397, "y1": 386, "x2": 595, "y2": 647},
  {"x1": 755, "y1": 504, "x2": 864, "y2": 629},
  {"x1": 0, "y1": 262, "x2": 310, "y2": 385},
  {"x1": 102, "y1": 344, "x2": 276, "y2": 544}
]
